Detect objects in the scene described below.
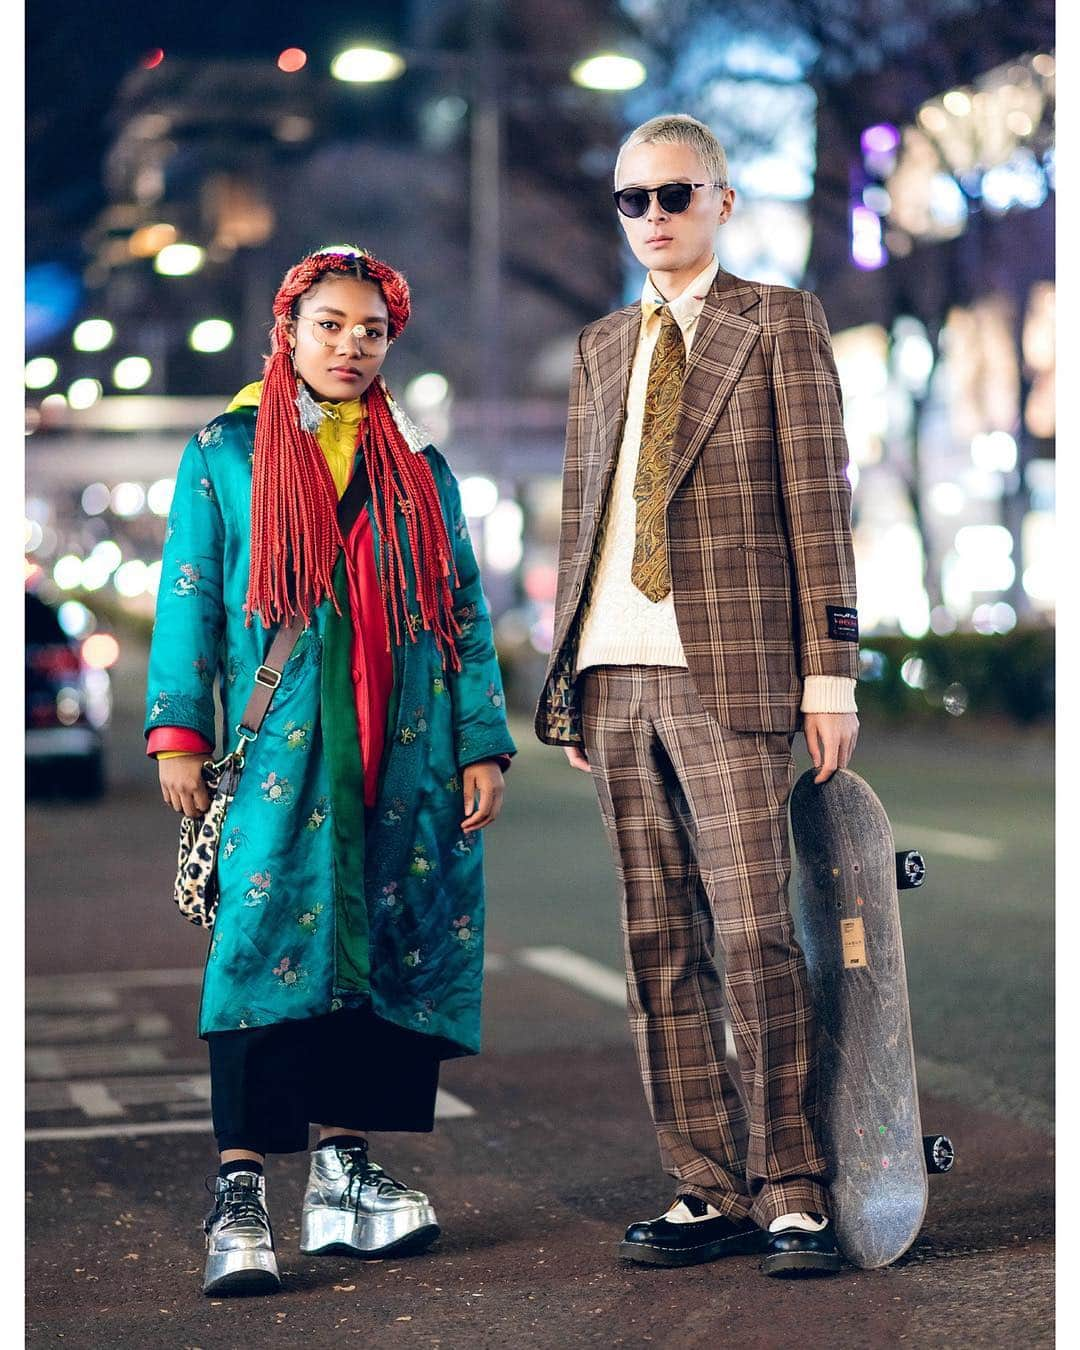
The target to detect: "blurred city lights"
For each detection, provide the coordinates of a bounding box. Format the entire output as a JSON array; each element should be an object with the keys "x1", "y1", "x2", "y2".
[
  {"x1": 81, "y1": 482, "x2": 111, "y2": 516},
  {"x1": 917, "y1": 104, "x2": 948, "y2": 134},
  {"x1": 851, "y1": 206, "x2": 886, "y2": 269},
  {"x1": 569, "y1": 54, "x2": 647, "y2": 91},
  {"x1": 113, "y1": 356, "x2": 153, "y2": 390},
  {"x1": 1032, "y1": 54, "x2": 1055, "y2": 77},
  {"x1": 862, "y1": 185, "x2": 891, "y2": 215},
  {"x1": 274, "y1": 115, "x2": 315, "y2": 143},
  {"x1": 331, "y1": 47, "x2": 406, "y2": 83},
  {"x1": 943, "y1": 682, "x2": 969, "y2": 716},
  {"x1": 929, "y1": 606, "x2": 958, "y2": 635},
  {"x1": 405, "y1": 372, "x2": 450, "y2": 410},
  {"x1": 81, "y1": 634, "x2": 120, "y2": 669},
  {"x1": 90, "y1": 540, "x2": 123, "y2": 572},
  {"x1": 114, "y1": 560, "x2": 149, "y2": 597},
  {"x1": 73, "y1": 318, "x2": 115, "y2": 352},
  {"x1": 971, "y1": 431, "x2": 1018, "y2": 474},
  {"x1": 110, "y1": 482, "x2": 146, "y2": 517},
  {"x1": 41, "y1": 393, "x2": 67, "y2": 412},
  {"x1": 943, "y1": 90, "x2": 971, "y2": 117},
  {"x1": 189, "y1": 319, "x2": 234, "y2": 353},
  {"x1": 981, "y1": 150, "x2": 1047, "y2": 213},
  {"x1": 893, "y1": 318, "x2": 935, "y2": 393},
  {"x1": 147, "y1": 478, "x2": 175, "y2": 516},
  {"x1": 25, "y1": 519, "x2": 43, "y2": 552},
  {"x1": 128, "y1": 222, "x2": 177, "y2": 258},
  {"x1": 928, "y1": 173, "x2": 968, "y2": 231},
  {"x1": 57, "y1": 601, "x2": 94, "y2": 638},
  {"x1": 140, "y1": 48, "x2": 165, "y2": 70},
  {"x1": 485, "y1": 500, "x2": 525, "y2": 573},
  {"x1": 25, "y1": 356, "x2": 58, "y2": 389},
  {"x1": 277, "y1": 48, "x2": 307, "y2": 73},
  {"x1": 67, "y1": 378, "x2": 102, "y2": 410},
  {"x1": 860, "y1": 124, "x2": 900, "y2": 156},
  {"x1": 144, "y1": 560, "x2": 163, "y2": 596},
  {"x1": 53, "y1": 555, "x2": 83, "y2": 590},
  {"x1": 900, "y1": 656, "x2": 929, "y2": 689},
  {"x1": 929, "y1": 482, "x2": 965, "y2": 516},
  {"x1": 459, "y1": 476, "x2": 499, "y2": 519},
  {"x1": 155, "y1": 243, "x2": 205, "y2": 276},
  {"x1": 55, "y1": 689, "x2": 81, "y2": 726},
  {"x1": 955, "y1": 524, "x2": 1013, "y2": 558}
]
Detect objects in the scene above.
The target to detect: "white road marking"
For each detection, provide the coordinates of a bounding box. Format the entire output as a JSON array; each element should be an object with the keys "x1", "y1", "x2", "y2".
[
  {"x1": 435, "y1": 1089, "x2": 475, "y2": 1119},
  {"x1": 25, "y1": 1012, "x2": 171, "y2": 1043},
  {"x1": 66, "y1": 1083, "x2": 124, "y2": 1119},
  {"x1": 516, "y1": 946, "x2": 738, "y2": 1059},
  {"x1": 27, "y1": 1044, "x2": 170, "y2": 1079},
  {"x1": 27, "y1": 968, "x2": 204, "y2": 1001},
  {"x1": 26, "y1": 1088, "x2": 476, "y2": 1142},
  {"x1": 891, "y1": 823, "x2": 1002, "y2": 862},
  {"x1": 517, "y1": 946, "x2": 627, "y2": 1006}
]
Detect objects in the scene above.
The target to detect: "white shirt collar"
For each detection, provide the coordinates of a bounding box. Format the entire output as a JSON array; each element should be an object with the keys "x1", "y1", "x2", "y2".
[{"x1": 641, "y1": 255, "x2": 720, "y2": 330}]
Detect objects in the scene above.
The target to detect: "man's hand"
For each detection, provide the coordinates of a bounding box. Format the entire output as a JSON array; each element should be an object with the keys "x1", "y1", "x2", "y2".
[
  {"x1": 159, "y1": 753, "x2": 212, "y2": 816},
  {"x1": 564, "y1": 745, "x2": 591, "y2": 774},
  {"x1": 461, "y1": 760, "x2": 505, "y2": 833},
  {"x1": 803, "y1": 712, "x2": 859, "y2": 785}
]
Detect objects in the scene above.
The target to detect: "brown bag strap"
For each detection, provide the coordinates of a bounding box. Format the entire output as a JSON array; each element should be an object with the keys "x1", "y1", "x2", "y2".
[{"x1": 233, "y1": 451, "x2": 374, "y2": 752}]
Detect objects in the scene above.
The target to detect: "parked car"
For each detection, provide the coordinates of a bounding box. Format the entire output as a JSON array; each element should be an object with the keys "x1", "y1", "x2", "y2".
[{"x1": 25, "y1": 592, "x2": 110, "y2": 798}]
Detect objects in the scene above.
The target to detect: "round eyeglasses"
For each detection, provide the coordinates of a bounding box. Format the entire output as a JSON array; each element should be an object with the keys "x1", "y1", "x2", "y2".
[
  {"x1": 294, "y1": 312, "x2": 391, "y2": 355},
  {"x1": 612, "y1": 181, "x2": 726, "y2": 219}
]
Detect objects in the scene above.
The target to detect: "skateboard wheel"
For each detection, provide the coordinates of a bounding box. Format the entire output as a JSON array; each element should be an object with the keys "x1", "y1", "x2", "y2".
[
  {"x1": 923, "y1": 1134, "x2": 955, "y2": 1173},
  {"x1": 896, "y1": 850, "x2": 927, "y2": 890}
]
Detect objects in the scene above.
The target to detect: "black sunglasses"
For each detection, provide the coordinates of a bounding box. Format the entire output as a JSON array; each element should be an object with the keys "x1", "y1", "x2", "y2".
[{"x1": 613, "y1": 181, "x2": 725, "y2": 219}]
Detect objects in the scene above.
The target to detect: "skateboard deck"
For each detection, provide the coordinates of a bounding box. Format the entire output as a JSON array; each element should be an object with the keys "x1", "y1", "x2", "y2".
[{"x1": 790, "y1": 768, "x2": 927, "y2": 1269}]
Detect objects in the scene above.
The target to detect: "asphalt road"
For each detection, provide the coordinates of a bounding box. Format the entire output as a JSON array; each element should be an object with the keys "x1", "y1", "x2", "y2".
[{"x1": 26, "y1": 643, "x2": 1054, "y2": 1346}]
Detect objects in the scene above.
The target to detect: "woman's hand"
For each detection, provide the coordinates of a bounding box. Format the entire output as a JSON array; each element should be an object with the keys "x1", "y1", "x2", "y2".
[
  {"x1": 803, "y1": 712, "x2": 860, "y2": 785},
  {"x1": 159, "y1": 753, "x2": 212, "y2": 817},
  {"x1": 461, "y1": 760, "x2": 505, "y2": 833}
]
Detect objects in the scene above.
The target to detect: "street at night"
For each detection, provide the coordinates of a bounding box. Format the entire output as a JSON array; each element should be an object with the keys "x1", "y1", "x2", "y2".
[{"x1": 25, "y1": 646, "x2": 1052, "y2": 1345}]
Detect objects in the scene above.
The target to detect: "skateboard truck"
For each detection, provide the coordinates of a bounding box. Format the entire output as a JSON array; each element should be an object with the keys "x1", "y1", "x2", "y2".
[
  {"x1": 895, "y1": 849, "x2": 926, "y2": 890},
  {"x1": 923, "y1": 1134, "x2": 955, "y2": 1173}
]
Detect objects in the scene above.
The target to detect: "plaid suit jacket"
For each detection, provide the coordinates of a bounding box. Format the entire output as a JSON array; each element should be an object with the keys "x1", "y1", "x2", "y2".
[{"x1": 534, "y1": 267, "x2": 859, "y2": 745}]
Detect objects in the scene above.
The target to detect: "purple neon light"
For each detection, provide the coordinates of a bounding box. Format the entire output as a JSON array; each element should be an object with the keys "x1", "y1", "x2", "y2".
[
  {"x1": 851, "y1": 205, "x2": 887, "y2": 270},
  {"x1": 861, "y1": 123, "x2": 901, "y2": 156}
]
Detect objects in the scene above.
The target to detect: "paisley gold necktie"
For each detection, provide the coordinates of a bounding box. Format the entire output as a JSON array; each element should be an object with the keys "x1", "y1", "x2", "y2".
[{"x1": 631, "y1": 305, "x2": 685, "y2": 602}]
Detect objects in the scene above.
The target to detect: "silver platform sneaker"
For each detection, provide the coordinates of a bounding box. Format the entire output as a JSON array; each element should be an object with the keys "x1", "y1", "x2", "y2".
[
  {"x1": 300, "y1": 1139, "x2": 440, "y2": 1257},
  {"x1": 202, "y1": 1170, "x2": 281, "y2": 1296}
]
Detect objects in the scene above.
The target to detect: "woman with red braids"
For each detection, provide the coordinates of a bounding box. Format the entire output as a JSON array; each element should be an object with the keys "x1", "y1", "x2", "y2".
[{"x1": 145, "y1": 246, "x2": 515, "y2": 1296}]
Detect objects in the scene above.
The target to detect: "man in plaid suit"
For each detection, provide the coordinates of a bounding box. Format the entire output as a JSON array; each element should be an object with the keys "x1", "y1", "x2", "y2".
[{"x1": 535, "y1": 115, "x2": 860, "y2": 1278}]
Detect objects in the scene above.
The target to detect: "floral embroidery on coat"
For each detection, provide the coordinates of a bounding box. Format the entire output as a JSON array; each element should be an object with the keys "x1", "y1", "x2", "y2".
[
  {"x1": 193, "y1": 655, "x2": 214, "y2": 687},
  {"x1": 196, "y1": 422, "x2": 223, "y2": 450},
  {"x1": 272, "y1": 955, "x2": 306, "y2": 988},
  {"x1": 305, "y1": 797, "x2": 330, "y2": 831},
  {"x1": 403, "y1": 948, "x2": 423, "y2": 969},
  {"x1": 222, "y1": 826, "x2": 248, "y2": 860},
  {"x1": 486, "y1": 682, "x2": 503, "y2": 709},
  {"x1": 244, "y1": 871, "x2": 272, "y2": 906},
  {"x1": 451, "y1": 914, "x2": 479, "y2": 951},
  {"x1": 408, "y1": 845, "x2": 433, "y2": 880},
  {"x1": 296, "y1": 904, "x2": 324, "y2": 934},
  {"x1": 383, "y1": 797, "x2": 406, "y2": 825},
  {"x1": 260, "y1": 770, "x2": 294, "y2": 805},
  {"x1": 283, "y1": 720, "x2": 312, "y2": 752},
  {"x1": 378, "y1": 882, "x2": 404, "y2": 920},
  {"x1": 174, "y1": 562, "x2": 201, "y2": 597}
]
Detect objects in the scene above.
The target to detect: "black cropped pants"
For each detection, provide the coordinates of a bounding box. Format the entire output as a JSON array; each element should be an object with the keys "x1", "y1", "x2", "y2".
[{"x1": 207, "y1": 1007, "x2": 442, "y2": 1155}]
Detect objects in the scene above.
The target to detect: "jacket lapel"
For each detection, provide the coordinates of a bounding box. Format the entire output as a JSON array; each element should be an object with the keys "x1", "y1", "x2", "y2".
[
  {"x1": 579, "y1": 304, "x2": 638, "y2": 530},
  {"x1": 666, "y1": 271, "x2": 761, "y2": 503}
]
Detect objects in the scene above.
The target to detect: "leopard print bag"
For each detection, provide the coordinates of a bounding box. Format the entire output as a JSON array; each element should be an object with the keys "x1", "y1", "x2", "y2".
[{"x1": 173, "y1": 751, "x2": 244, "y2": 929}]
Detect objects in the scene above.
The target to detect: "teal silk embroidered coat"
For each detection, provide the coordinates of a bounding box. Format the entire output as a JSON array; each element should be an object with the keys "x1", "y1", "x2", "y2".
[{"x1": 145, "y1": 408, "x2": 516, "y2": 1055}]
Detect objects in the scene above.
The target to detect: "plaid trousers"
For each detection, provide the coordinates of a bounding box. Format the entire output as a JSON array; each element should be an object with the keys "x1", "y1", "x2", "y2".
[{"x1": 580, "y1": 666, "x2": 828, "y2": 1227}]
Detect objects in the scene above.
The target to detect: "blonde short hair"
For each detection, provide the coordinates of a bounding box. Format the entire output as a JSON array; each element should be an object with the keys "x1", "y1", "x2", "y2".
[{"x1": 615, "y1": 113, "x2": 729, "y2": 188}]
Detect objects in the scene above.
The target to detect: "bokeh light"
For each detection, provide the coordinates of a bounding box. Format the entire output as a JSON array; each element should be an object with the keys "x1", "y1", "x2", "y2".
[
  {"x1": 110, "y1": 482, "x2": 146, "y2": 517},
  {"x1": 155, "y1": 243, "x2": 205, "y2": 276},
  {"x1": 277, "y1": 48, "x2": 307, "y2": 73},
  {"x1": 147, "y1": 478, "x2": 175, "y2": 516},
  {"x1": 570, "y1": 54, "x2": 647, "y2": 91},
  {"x1": 81, "y1": 482, "x2": 110, "y2": 516},
  {"x1": 67, "y1": 378, "x2": 102, "y2": 410},
  {"x1": 73, "y1": 319, "x2": 115, "y2": 352},
  {"x1": 331, "y1": 47, "x2": 406, "y2": 83},
  {"x1": 459, "y1": 476, "x2": 499, "y2": 518},
  {"x1": 189, "y1": 319, "x2": 234, "y2": 353},
  {"x1": 81, "y1": 634, "x2": 120, "y2": 669},
  {"x1": 25, "y1": 356, "x2": 58, "y2": 389},
  {"x1": 113, "y1": 356, "x2": 153, "y2": 390}
]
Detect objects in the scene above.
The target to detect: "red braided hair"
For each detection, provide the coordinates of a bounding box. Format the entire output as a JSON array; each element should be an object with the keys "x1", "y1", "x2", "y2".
[{"x1": 245, "y1": 247, "x2": 460, "y2": 669}]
